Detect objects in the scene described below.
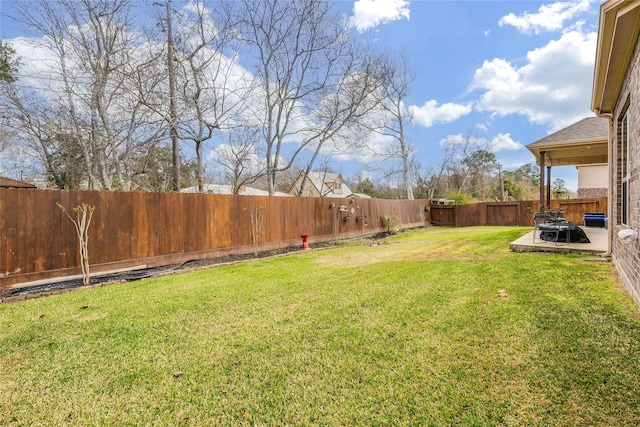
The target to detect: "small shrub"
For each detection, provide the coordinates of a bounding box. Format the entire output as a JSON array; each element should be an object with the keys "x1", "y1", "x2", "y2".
[
  {"x1": 445, "y1": 191, "x2": 475, "y2": 205},
  {"x1": 381, "y1": 206, "x2": 401, "y2": 234}
]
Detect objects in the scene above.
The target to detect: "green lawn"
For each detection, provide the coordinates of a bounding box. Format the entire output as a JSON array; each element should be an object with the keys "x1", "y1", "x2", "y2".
[{"x1": 1, "y1": 226, "x2": 639, "y2": 426}]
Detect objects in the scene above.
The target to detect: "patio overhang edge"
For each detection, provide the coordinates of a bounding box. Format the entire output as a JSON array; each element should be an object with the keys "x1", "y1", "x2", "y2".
[{"x1": 525, "y1": 137, "x2": 609, "y2": 167}]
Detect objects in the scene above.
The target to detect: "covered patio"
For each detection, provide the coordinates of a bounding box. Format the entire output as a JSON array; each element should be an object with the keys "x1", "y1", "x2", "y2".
[
  {"x1": 509, "y1": 226, "x2": 608, "y2": 254},
  {"x1": 511, "y1": 116, "x2": 611, "y2": 255},
  {"x1": 526, "y1": 117, "x2": 609, "y2": 211}
]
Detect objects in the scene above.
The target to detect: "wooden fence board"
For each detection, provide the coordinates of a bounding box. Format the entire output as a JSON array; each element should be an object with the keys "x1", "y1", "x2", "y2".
[
  {"x1": 183, "y1": 193, "x2": 197, "y2": 253},
  {"x1": 558, "y1": 199, "x2": 606, "y2": 225},
  {"x1": 56, "y1": 191, "x2": 69, "y2": 269},
  {"x1": 17, "y1": 190, "x2": 33, "y2": 273},
  {"x1": 34, "y1": 191, "x2": 51, "y2": 272},
  {"x1": 1, "y1": 189, "x2": 18, "y2": 276},
  {"x1": 205, "y1": 194, "x2": 217, "y2": 249},
  {"x1": 134, "y1": 192, "x2": 149, "y2": 259}
]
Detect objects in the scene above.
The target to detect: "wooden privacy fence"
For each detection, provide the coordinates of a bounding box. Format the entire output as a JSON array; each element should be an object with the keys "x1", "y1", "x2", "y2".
[
  {"x1": 430, "y1": 198, "x2": 608, "y2": 227},
  {"x1": 0, "y1": 189, "x2": 430, "y2": 289},
  {"x1": 0, "y1": 189, "x2": 608, "y2": 290}
]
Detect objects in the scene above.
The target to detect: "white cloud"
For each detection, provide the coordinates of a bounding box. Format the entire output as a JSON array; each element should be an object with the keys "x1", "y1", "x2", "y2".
[
  {"x1": 490, "y1": 133, "x2": 522, "y2": 151},
  {"x1": 178, "y1": 1, "x2": 219, "y2": 42},
  {"x1": 498, "y1": 0, "x2": 592, "y2": 35},
  {"x1": 10, "y1": 37, "x2": 64, "y2": 93},
  {"x1": 350, "y1": 0, "x2": 410, "y2": 33},
  {"x1": 409, "y1": 100, "x2": 472, "y2": 128},
  {"x1": 472, "y1": 30, "x2": 596, "y2": 131}
]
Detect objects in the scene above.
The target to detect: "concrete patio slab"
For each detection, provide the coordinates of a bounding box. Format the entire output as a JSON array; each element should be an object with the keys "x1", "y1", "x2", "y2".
[{"x1": 510, "y1": 226, "x2": 609, "y2": 255}]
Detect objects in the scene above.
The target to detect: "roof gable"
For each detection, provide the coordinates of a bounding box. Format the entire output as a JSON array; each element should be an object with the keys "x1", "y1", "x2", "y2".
[{"x1": 297, "y1": 171, "x2": 353, "y2": 198}]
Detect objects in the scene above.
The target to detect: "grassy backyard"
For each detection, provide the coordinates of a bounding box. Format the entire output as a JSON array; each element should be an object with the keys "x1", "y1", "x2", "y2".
[{"x1": 1, "y1": 226, "x2": 639, "y2": 426}]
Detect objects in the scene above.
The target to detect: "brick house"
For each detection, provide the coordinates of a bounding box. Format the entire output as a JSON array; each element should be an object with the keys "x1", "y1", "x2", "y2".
[
  {"x1": 576, "y1": 165, "x2": 608, "y2": 199},
  {"x1": 592, "y1": 0, "x2": 640, "y2": 307}
]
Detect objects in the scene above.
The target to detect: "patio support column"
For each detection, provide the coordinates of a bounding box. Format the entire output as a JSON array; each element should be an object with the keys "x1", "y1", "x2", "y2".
[
  {"x1": 539, "y1": 151, "x2": 545, "y2": 211},
  {"x1": 546, "y1": 165, "x2": 552, "y2": 210}
]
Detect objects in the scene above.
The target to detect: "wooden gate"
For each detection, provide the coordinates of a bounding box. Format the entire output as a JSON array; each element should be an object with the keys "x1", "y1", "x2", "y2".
[{"x1": 431, "y1": 206, "x2": 455, "y2": 226}]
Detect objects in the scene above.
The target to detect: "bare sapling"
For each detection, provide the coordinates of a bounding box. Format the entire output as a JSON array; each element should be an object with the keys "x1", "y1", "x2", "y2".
[
  {"x1": 57, "y1": 202, "x2": 95, "y2": 285},
  {"x1": 245, "y1": 205, "x2": 265, "y2": 257}
]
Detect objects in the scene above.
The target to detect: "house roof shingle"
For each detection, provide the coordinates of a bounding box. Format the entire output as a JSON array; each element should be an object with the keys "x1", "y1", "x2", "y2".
[
  {"x1": 0, "y1": 176, "x2": 37, "y2": 189},
  {"x1": 528, "y1": 117, "x2": 609, "y2": 146},
  {"x1": 526, "y1": 117, "x2": 609, "y2": 166}
]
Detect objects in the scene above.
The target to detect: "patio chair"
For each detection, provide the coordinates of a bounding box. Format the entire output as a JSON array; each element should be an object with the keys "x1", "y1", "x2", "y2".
[
  {"x1": 548, "y1": 209, "x2": 566, "y2": 222},
  {"x1": 533, "y1": 211, "x2": 565, "y2": 225},
  {"x1": 533, "y1": 212, "x2": 570, "y2": 246}
]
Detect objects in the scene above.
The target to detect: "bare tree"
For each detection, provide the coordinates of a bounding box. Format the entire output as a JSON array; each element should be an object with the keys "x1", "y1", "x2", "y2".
[
  {"x1": 210, "y1": 126, "x2": 265, "y2": 193},
  {"x1": 414, "y1": 141, "x2": 459, "y2": 200},
  {"x1": 0, "y1": 119, "x2": 43, "y2": 181},
  {"x1": 425, "y1": 129, "x2": 501, "y2": 200},
  {"x1": 295, "y1": 52, "x2": 386, "y2": 196},
  {"x1": 1, "y1": 86, "x2": 86, "y2": 188},
  {"x1": 366, "y1": 52, "x2": 417, "y2": 199},
  {"x1": 170, "y1": 1, "x2": 253, "y2": 192},
  {"x1": 6, "y1": 0, "x2": 165, "y2": 190},
  {"x1": 234, "y1": 0, "x2": 383, "y2": 195}
]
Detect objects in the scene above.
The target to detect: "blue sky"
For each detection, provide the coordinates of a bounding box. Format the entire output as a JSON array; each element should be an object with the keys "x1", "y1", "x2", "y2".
[
  {"x1": 336, "y1": 0, "x2": 600, "y2": 191},
  {"x1": 0, "y1": 0, "x2": 602, "y2": 191}
]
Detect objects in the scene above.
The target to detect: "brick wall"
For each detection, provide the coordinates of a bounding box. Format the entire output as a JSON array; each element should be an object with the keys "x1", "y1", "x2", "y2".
[
  {"x1": 612, "y1": 33, "x2": 640, "y2": 309},
  {"x1": 577, "y1": 188, "x2": 607, "y2": 199}
]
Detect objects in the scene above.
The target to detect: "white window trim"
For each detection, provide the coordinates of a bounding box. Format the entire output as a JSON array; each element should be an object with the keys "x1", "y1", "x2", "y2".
[{"x1": 621, "y1": 111, "x2": 629, "y2": 226}]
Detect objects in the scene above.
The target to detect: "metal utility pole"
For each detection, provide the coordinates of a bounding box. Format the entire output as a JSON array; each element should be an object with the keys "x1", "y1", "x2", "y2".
[
  {"x1": 498, "y1": 163, "x2": 504, "y2": 200},
  {"x1": 166, "y1": 0, "x2": 180, "y2": 191}
]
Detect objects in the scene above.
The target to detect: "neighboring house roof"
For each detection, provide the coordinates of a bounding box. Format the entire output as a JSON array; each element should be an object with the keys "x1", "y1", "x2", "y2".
[
  {"x1": 526, "y1": 117, "x2": 609, "y2": 166},
  {"x1": 0, "y1": 176, "x2": 37, "y2": 189},
  {"x1": 181, "y1": 184, "x2": 291, "y2": 197},
  {"x1": 295, "y1": 171, "x2": 355, "y2": 198},
  {"x1": 592, "y1": 0, "x2": 640, "y2": 115}
]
